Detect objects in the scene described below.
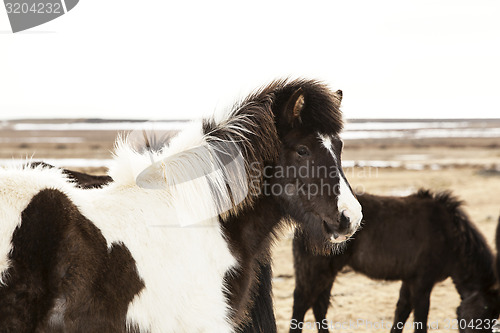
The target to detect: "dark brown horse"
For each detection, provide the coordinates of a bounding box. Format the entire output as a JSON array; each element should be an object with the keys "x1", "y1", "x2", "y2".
[{"x1": 291, "y1": 190, "x2": 499, "y2": 333}]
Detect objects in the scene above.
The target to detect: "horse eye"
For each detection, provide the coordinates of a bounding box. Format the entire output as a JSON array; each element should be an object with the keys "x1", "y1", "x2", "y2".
[{"x1": 296, "y1": 146, "x2": 310, "y2": 156}]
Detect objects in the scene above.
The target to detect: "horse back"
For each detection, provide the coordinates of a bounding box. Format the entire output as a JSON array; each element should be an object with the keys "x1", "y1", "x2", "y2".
[{"x1": 346, "y1": 192, "x2": 458, "y2": 281}]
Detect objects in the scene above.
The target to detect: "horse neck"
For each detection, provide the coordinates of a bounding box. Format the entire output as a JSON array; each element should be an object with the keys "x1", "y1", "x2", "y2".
[
  {"x1": 222, "y1": 195, "x2": 283, "y2": 260},
  {"x1": 451, "y1": 253, "x2": 497, "y2": 299},
  {"x1": 221, "y1": 195, "x2": 282, "y2": 325}
]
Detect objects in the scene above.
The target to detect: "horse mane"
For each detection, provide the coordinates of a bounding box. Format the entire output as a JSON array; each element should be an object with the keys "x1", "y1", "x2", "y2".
[
  {"x1": 202, "y1": 81, "x2": 280, "y2": 213},
  {"x1": 202, "y1": 78, "x2": 344, "y2": 216},
  {"x1": 416, "y1": 189, "x2": 496, "y2": 291},
  {"x1": 110, "y1": 79, "x2": 344, "y2": 220},
  {"x1": 415, "y1": 189, "x2": 463, "y2": 210}
]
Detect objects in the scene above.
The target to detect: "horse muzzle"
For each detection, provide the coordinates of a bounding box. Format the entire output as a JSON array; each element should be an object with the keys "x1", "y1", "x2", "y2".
[{"x1": 323, "y1": 210, "x2": 361, "y2": 243}]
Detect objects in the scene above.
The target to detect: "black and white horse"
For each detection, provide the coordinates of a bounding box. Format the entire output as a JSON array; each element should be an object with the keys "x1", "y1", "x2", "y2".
[
  {"x1": 0, "y1": 79, "x2": 362, "y2": 332},
  {"x1": 291, "y1": 190, "x2": 499, "y2": 333}
]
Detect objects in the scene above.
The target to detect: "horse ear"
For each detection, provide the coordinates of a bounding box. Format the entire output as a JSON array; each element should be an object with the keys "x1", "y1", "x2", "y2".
[
  {"x1": 285, "y1": 87, "x2": 305, "y2": 124},
  {"x1": 334, "y1": 89, "x2": 343, "y2": 104}
]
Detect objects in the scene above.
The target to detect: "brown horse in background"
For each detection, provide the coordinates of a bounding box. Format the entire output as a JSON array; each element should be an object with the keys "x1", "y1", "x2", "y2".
[{"x1": 291, "y1": 190, "x2": 500, "y2": 333}]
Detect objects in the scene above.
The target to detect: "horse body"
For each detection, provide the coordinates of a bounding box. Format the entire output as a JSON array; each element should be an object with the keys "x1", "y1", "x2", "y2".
[
  {"x1": 346, "y1": 194, "x2": 452, "y2": 282},
  {"x1": 0, "y1": 79, "x2": 362, "y2": 332},
  {"x1": 291, "y1": 190, "x2": 499, "y2": 333}
]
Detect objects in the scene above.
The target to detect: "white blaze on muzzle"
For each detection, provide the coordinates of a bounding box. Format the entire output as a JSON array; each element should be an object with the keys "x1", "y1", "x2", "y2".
[
  {"x1": 318, "y1": 134, "x2": 363, "y2": 231},
  {"x1": 337, "y1": 172, "x2": 363, "y2": 229}
]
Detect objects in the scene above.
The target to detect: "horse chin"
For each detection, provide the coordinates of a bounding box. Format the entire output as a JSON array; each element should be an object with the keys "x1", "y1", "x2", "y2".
[
  {"x1": 294, "y1": 212, "x2": 349, "y2": 255},
  {"x1": 318, "y1": 238, "x2": 347, "y2": 256},
  {"x1": 302, "y1": 230, "x2": 345, "y2": 256},
  {"x1": 329, "y1": 234, "x2": 350, "y2": 243}
]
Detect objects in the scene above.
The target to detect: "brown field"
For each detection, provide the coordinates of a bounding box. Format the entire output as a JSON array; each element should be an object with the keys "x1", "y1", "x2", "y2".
[{"x1": 1, "y1": 121, "x2": 500, "y2": 332}]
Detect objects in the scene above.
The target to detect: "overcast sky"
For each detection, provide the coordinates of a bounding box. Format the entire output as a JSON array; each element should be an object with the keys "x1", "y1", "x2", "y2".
[{"x1": 1, "y1": 1, "x2": 499, "y2": 120}]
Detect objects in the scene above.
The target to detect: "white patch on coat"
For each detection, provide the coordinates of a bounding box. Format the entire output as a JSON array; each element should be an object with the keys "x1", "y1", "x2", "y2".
[
  {"x1": 318, "y1": 134, "x2": 363, "y2": 231},
  {"x1": 0, "y1": 121, "x2": 238, "y2": 332}
]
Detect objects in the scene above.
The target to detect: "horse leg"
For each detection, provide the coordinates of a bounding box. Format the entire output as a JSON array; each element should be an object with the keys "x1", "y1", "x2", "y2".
[
  {"x1": 390, "y1": 281, "x2": 413, "y2": 333},
  {"x1": 240, "y1": 262, "x2": 277, "y2": 333},
  {"x1": 312, "y1": 277, "x2": 335, "y2": 333},
  {"x1": 409, "y1": 281, "x2": 434, "y2": 333},
  {"x1": 291, "y1": 269, "x2": 336, "y2": 333},
  {"x1": 290, "y1": 235, "x2": 341, "y2": 333}
]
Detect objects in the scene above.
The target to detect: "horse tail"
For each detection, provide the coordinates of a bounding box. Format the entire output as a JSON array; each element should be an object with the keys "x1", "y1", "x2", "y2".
[{"x1": 417, "y1": 189, "x2": 496, "y2": 292}]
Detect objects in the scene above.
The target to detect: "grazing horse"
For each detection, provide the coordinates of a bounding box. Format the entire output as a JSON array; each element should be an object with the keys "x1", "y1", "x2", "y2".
[
  {"x1": 291, "y1": 190, "x2": 500, "y2": 333},
  {"x1": 0, "y1": 79, "x2": 362, "y2": 332}
]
